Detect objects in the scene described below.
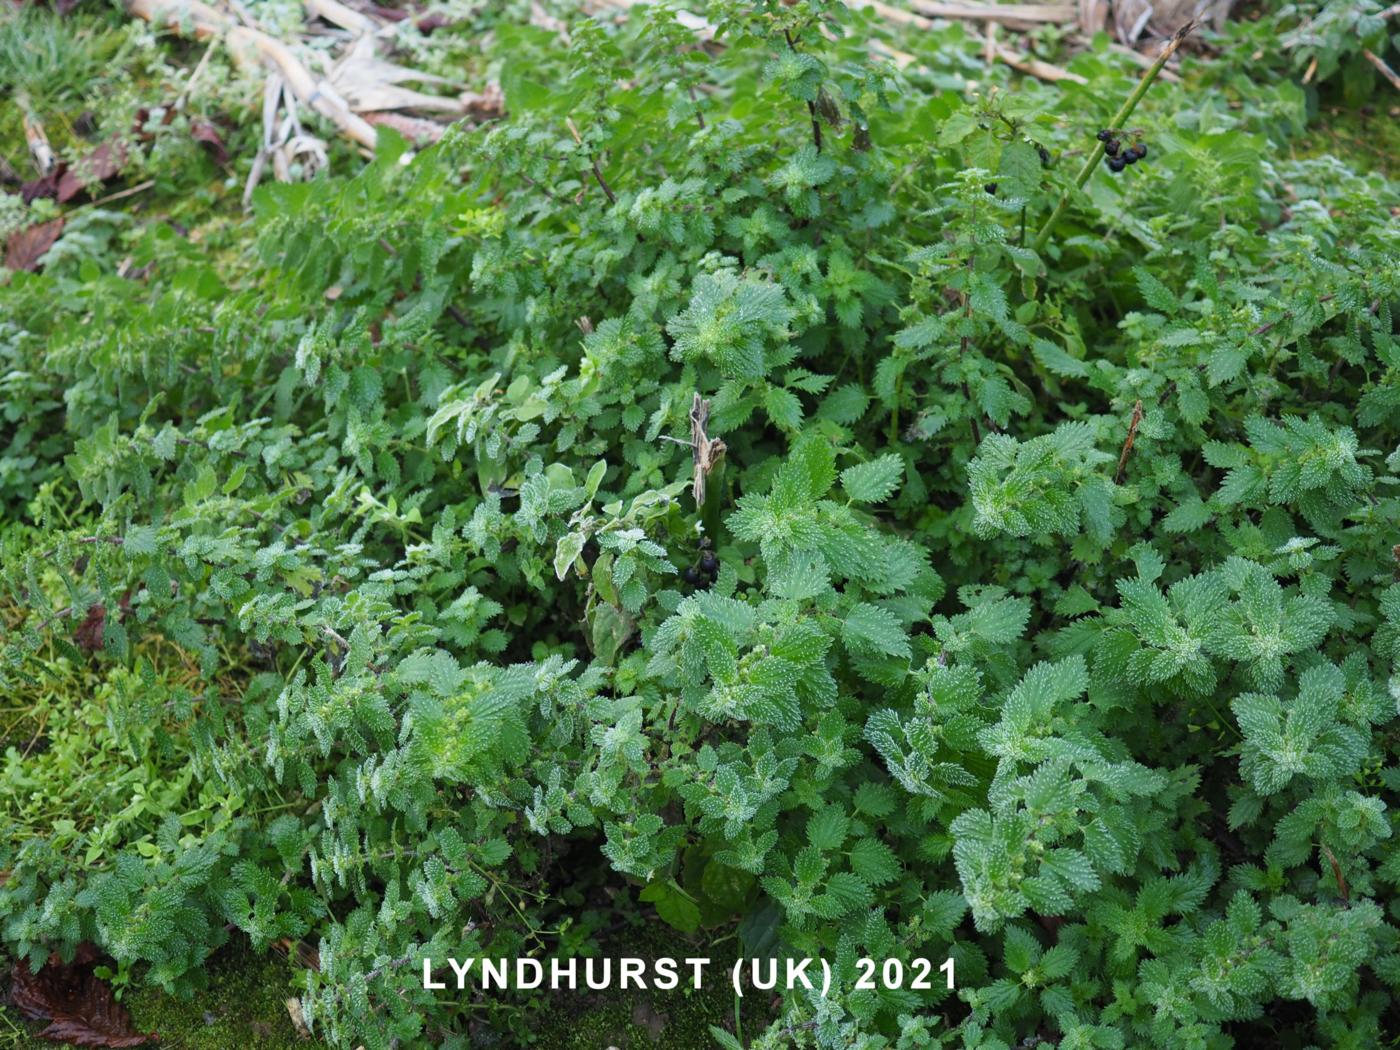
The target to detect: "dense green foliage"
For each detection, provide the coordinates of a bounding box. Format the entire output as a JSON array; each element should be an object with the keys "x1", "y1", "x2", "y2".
[{"x1": 3, "y1": 1, "x2": 1400, "y2": 1048}]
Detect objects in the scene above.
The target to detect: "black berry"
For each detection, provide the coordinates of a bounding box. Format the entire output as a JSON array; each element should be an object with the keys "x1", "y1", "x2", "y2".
[
  {"x1": 1122, "y1": 150, "x2": 1138, "y2": 165},
  {"x1": 1104, "y1": 139, "x2": 1120, "y2": 157},
  {"x1": 1107, "y1": 155, "x2": 1126, "y2": 173},
  {"x1": 1133, "y1": 143, "x2": 1148, "y2": 159},
  {"x1": 700, "y1": 551, "x2": 718, "y2": 574},
  {"x1": 1037, "y1": 145, "x2": 1051, "y2": 166},
  {"x1": 1097, "y1": 129, "x2": 1112, "y2": 142},
  {"x1": 984, "y1": 182, "x2": 997, "y2": 195},
  {"x1": 683, "y1": 567, "x2": 700, "y2": 585}
]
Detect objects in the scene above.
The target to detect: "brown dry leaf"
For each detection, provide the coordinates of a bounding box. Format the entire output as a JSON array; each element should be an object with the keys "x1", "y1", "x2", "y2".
[
  {"x1": 414, "y1": 12, "x2": 453, "y2": 32},
  {"x1": 284, "y1": 997, "x2": 311, "y2": 1039},
  {"x1": 20, "y1": 167, "x2": 65, "y2": 205},
  {"x1": 73, "y1": 604, "x2": 106, "y2": 652},
  {"x1": 8, "y1": 944, "x2": 155, "y2": 1048},
  {"x1": 56, "y1": 140, "x2": 129, "y2": 203},
  {"x1": 5, "y1": 218, "x2": 65, "y2": 272},
  {"x1": 272, "y1": 937, "x2": 322, "y2": 971},
  {"x1": 190, "y1": 120, "x2": 230, "y2": 164}
]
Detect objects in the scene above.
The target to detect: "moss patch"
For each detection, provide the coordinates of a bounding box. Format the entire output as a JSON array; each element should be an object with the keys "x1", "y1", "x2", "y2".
[
  {"x1": 0, "y1": 942, "x2": 315, "y2": 1050},
  {"x1": 1292, "y1": 99, "x2": 1400, "y2": 176},
  {"x1": 529, "y1": 927, "x2": 772, "y2": 1050},
  {"x1": 1, "y1": 927, "x2": 769, "y2": 1050}
]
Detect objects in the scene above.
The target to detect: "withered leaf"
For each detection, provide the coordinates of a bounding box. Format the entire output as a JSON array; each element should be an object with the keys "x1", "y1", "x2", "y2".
[
  {"x1": 73, "y1": 604, "x2": 106, "y2": 652},
  {"x1": 20, "y1": 166, "x2": 65, "y2": 205},
  {"x1": 5, "y1": 218, "x2": 65, "y2": 273},
  {"x1": 190, "y1": 121, "x2": 229, "y2": 165},
  {"x1": 9, "y1": 944, "x2": 155, "y2": 1048},
  {"x1": 56, "y1": 141, "x2": 129, "y2": 203},
  {"x1": 415, "y1": 12, "x2": 453, "y2": 32}
]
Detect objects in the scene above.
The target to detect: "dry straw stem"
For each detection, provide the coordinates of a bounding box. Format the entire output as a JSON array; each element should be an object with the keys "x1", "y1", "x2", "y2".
[
  {"x1": 1031, "y1": 19, "x2": 1197, "y2": 253},
  {"x1": 600, "y1": 0, "x2": 1090, "y2": 83},
  {"x1": 857, "y1": 0, "x2": 1087, "y2": 82},
  {"x1": 904, "y1": 0, "x2": 1076, "y2": 28},
  {"x1": 126, "y1": 0, "x2": 381, "y2": 148},
  {"x1": 1363, "y1": 49, "x2": 1400, "y2": 93}
]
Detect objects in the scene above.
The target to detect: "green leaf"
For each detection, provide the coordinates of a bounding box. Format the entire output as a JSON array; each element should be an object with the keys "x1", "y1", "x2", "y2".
[
  {"x1": 807, "y1": 806, "x2": 849, "y2": 850},
  {"x1": 640, "y1": 881, "x2": 702, "y2": 934},
  {"x1": 849, "y1": 838, "x2": 900, "y2": 885},
  {"x1": 841, "y1": 454, "x2": 904, "y2": 503},
  {"x1": 554, "y1": 531, "x2": 586, "y2": 580},
  {"x1": 843, "y1": 602, "x2": 911, "y2": 659}
]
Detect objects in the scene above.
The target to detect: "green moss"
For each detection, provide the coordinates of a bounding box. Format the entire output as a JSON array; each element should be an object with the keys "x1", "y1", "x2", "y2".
[
  {"x1": 529, "y1": 926, "x2": 770, "y2": 1050},
  {"x1": 0, "y1": 942, "x2": 316, "y2": 1050},
  {"x1": 0, "y1": 928, "x2": 765, "y2": 1050},
  {"x1": 1292, "y1": 100, "x2": 1400, "y2": 176}
]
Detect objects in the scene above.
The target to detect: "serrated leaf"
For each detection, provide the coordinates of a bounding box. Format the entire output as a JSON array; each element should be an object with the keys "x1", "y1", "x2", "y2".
[{"x1": 841, "y1": 454, "x2": 904, "y2": 503}]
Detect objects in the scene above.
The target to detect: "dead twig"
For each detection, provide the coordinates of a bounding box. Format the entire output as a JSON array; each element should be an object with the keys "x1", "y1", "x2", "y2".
[
  {"x1": 995, "y1": 45, "x2": 1088, "y2": 83},
  {"x1": 126, "y1": 0, "x2": 379, "y2": 148},
  {"x1": 79, "y1": 179, "x2": 156, "y2": 211},
  {"x1": 1362, "y1": 49, "x2": 1400, "y2": 93},
  {"x1": 864, "y1": 0, "x2": 1086, "y2": 82},
  {"x1": 906, "y1": 0, "x2": 1076, "y2": 27},
  {"x1": 565, "y1": 117, "x2": 618, "y2": 206},
  {"x1": 1321, "y1": 845, "x2": 1349, "y2": 904},
  {"x1": 686, "y1": 393, "x2": 726, "y2": 506},
  {"x1": 1115, "y1": 399, "x2": 1144, "y2": 484},
  {"x1": 19, "y1": 101, "x2": 57, "y2": 176}
]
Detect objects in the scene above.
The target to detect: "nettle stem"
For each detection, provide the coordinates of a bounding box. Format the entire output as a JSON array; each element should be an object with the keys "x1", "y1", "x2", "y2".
[
  {"x1": 783, "y1": 29, "x2": 823, "y2": 151},
  {"x1": 1031, "y1": 21, "x2": 1196, "y2": 253}
]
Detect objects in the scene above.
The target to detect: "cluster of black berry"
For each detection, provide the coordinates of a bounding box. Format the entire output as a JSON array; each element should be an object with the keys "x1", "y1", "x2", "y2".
[
  {"x1": 682, "y1": 540, "x2": 720, "y2": 590},
  {"x1": 1097, "y1": 129, "x2": 1148, "y2": 173}
]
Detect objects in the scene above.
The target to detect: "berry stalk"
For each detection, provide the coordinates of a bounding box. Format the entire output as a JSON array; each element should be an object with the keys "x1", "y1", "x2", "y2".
[{"x1": 1031, "y1": 20, "x2": 1197, "y2": 253}]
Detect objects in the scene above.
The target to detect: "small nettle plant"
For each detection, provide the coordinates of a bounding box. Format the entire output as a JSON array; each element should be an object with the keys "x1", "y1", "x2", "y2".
[{"x1": 2, "y1": 1, "x2": 1400, "y2": 1048}]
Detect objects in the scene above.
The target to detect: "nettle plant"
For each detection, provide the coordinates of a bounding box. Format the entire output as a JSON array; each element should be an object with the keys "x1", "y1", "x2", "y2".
[{"x1": 3, "y1": 1, "x2": 1400, "y2": 1047}]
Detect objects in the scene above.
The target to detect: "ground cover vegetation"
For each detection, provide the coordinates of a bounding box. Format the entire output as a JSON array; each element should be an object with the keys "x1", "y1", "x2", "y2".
[{"x1": 2, "y1": 0, "x2": 1400, "y2": 1047}]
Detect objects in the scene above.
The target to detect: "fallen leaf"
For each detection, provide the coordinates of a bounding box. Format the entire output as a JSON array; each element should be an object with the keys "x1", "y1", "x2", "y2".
[
  {"x1": 5, "y1": 218, "x2": 65, "y2": 272},
  {"x1": 8, "y1": 944, "x2": 155, "y2": 1048},
  {"x1": 20, "y1": 166, "x2": 65, "y2": 204},
  {"x1": 284, "y1": 997, "x2": 311, "y2": 1039},
  {"x1": 56, "y1": 141, "x2": 129, "y2": 203},
  {"x1": 73, "y1": 604, "x2": 106, "y2": 652},
  {"x1": 271, "y1": 938, "x2": 321, "y2": 971},
  {"x1": 414, "y1": 12, "x2": 453, "y2": 32},
  {"x1": 190, "y1": 121, "x2": 229, "y2": 165}
]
